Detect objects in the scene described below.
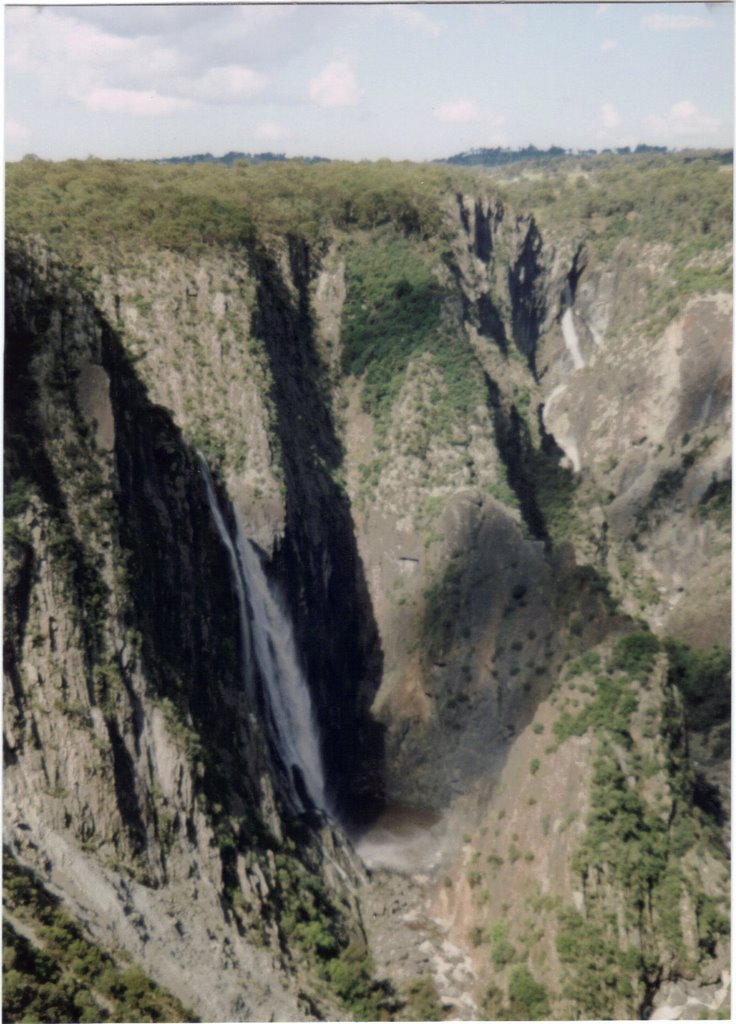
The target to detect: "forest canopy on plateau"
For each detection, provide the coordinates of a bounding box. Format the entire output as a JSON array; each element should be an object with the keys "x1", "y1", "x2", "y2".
[{"x1": 6, "y1": 150, "x2": 732, "y2": 268}]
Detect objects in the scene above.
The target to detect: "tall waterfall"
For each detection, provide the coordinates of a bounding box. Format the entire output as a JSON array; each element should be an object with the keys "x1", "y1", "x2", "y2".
[{"x1": 198, "y1": 457, "x2": 329, "y2": 817}]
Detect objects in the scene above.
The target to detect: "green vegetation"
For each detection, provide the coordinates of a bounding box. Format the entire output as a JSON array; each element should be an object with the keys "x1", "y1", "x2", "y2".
[
  {"x1": 3, "y1": 853, "x2": 197, "y2": 1023},
  {"x1": 154, "y1": 696, "x2": 204, "y2": 763},
  {"x1": 557, "y1": 634, "x2": 730, "y2": 751},
  {"x1": 323, "y1": 941, "x2": 394, "y2": 1021},
  {"x1": 443, "y1": 144, "x2": 571, "y2": 168},
  {"x1": 479, "y1": 965, "x2": 551, "y2": 1021},
  {"x1": 548, "y1": 626, "x2": 728, "y2": 1016},
  {"x1": 506, "y1": 966, "x2": 551, "y2": 1021},
  {"x1": 400, "y1": 977, "x2": 444, "y2": 1021},
  {"x1": 527, "y1": 446, "x2": 579, "y2": 543},
  {"x1": 565, "y1": 650, "x2": 601, "y2": 677},
  {"x1": 421, "y1": 559, "x2": 464, "y2": 660},
  {"x1": 341, "y1": 235, "x2": 443, "y2": 416},
  {"x1": 556, "y1": 907, "x2": 642, "y2": 1019},
  {"x1": 4, "y1": 476, "x2": 35, "y2": 520},
  {"x1": 553, "y1": 672, "x2": 638, "y2": 748},
  {"x1": 6, "y1": 158, "x2": 464, "y2": 260},
  {"x1": 6, "y1": 148, "x2": 731, "y2": 1024},
  {"x1": 491, "y1": 151, "x2": 732, "y2": 340},
  {"x1": 572, "y1": 746, "x2": 669, "y2": 906},
  {"x1": 698, "y1": 476, "x2": 731, "y2": 528},
  {"x1": 4, "y1": 920, "x2": 103, "y2": 1024},
  {"x1": 265, "y1": 850, "x2": 393, "y2": 1020},
  {"x1": 494, "y1": 151, "x2": 731, "y2": 263},
  {"x1": 340, "y1": 230, "x2": 486, "y2": 446},
  {"x1": 569, "y1": 728, "x2": 728, "y2": 981},
  {"x1": 7, "y1": 158, "x2": 487, "y2": 505},
  {"x1": 608, "y1": 630, "x2": 660, "y2": 680},
  {"x1": 664, "y1": 638, "x2": 730, "y2": 735},
  {"x1": 489, "y1": 920, "x2": 517, "y2": 970}
]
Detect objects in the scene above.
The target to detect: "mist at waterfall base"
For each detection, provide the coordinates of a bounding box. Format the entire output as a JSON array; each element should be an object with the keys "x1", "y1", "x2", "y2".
[
  {"x1": 199, "y1": 458, "x2": 453, "y2": 873},
  {"x1": 352, "y1": 804, "x2": 459, "y2": 873}
]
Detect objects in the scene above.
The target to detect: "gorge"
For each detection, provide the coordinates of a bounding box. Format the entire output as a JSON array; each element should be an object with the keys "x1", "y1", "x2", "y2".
[{"x1": 3, "y1": 152, "x2": 732, "y2": 1021}]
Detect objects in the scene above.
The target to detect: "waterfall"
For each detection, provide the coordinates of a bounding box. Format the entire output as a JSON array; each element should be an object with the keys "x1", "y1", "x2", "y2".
[
  {"x1": 198, "y1": 457, "x2": 329, "y2": 817},
  {"x1": 561, "y1": 282, "x2": 585, "y2": 370},
  {"x1": 197, "y1": 459, "x2": 255, "y2": 697}
]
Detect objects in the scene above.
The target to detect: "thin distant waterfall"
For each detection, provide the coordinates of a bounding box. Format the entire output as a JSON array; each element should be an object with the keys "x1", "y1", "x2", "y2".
[
  {"x1": 198, "y1": 456, "x2": 329, "y2": 817},
  {"x1": 560, "y1": 282, "x2": 585, "y2": 370}
]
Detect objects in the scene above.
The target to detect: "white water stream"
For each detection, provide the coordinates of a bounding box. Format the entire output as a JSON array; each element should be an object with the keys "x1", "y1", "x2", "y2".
[
  {"x1": 198, "y1": 458, "x2": 451, "y2": 877},
  {"x1": 560, "y1": 283, "x2": 585, "y2": 370},
  {"x1": 199, "y1": 457, "x2": 329, "y2": 817}
]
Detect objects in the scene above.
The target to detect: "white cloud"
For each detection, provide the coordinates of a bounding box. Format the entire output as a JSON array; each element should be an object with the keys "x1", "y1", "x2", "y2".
[
  {"x1": 185, "y1": 65, "x2": 267, "y2": 102},
  {"x1": 6, "y1": 5, "x2": 270, "y2": 116},
  {"x1": 7, "y1": 8, "x2": 132, "y2": 72},
  {"x1": 597, "y1": 4, "x2": 611, "y2": 14},
  {"x1": 256, "y1": 121, "x2": 286, "y2": 142},
  {"x1": 389, "y1": 8, "x2": 442, "y2": 38},
  {"x1": 6, "y1": 8, "x2": 184, "y2": 103},
  {"x1": 646, "y1": 100, "x2": 722, "y2": 138},
  {"x1": 599, "y1": 103, "x2": 622, "y2": 130},
  {"x1": 671, "y1": 100, "x2": 700, "y2": 120},
  {"x1": 5, "y1": 118, "x2": 30, "y2": 141},
  {"x1": 309, "y1": 61, "x2": 361, "y2": 108},
  {"x1": 601, "y1": 39, "x2": 617, "y2": 53},
  {"x1": 83, "y1": 88, "x2": 191, "y2": 117},
  {"x1": 434, "y1": 100, "x2": 482, "y2": 124},
  {"x1": 641, "y1": 14, "x2": 714, "y2": 32}
]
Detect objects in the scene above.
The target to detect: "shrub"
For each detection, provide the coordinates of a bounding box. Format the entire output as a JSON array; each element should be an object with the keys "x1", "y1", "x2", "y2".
[
  {"x1": 698, "y1": 476, "x2": 731, "y2": 528},
  {"x1": 610, "y1": 630, "x2": 660, "y2": 679},
  {"x1": 694, "y1": 894, "x2": 730, "y2": 955},
  {"x1": 489, "y1": 921, "x2": 516, "y2": 969},
  {"x1": 402, "y1": 976, "x2": 444, "y2": 1021},
  {"x1": 422, "y1": 561, "x2": 464, "y2": 660},
  {"x1": 572, "y1": 748, "x2": 670, "y2": 908},
  {"x1": 469, "y1": 926, "x2": 485, "y2": 948},
  {"x1": 324, "y1": 941, "x2": 393, "y2": 1021},
  {"x1": 553, "y1": 674, "x2": 637, "y2": 748},
  {"x1": 664, "y1": 638, "x2": 730, "y2": 734},
  {"x1": 507, "y1": 966, "x2": 551, "y2": 1021},
  {"x1": 556, "y1": 907, "x2": 642, "y2": 1018}
]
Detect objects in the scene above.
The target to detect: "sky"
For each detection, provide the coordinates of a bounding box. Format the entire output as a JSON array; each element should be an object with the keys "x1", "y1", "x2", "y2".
[{"x1": 4, "y1": 2, "x2": 734, "y2": 162}]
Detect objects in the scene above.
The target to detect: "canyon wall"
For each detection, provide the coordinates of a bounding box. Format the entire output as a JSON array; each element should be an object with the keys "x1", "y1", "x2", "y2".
[{"x1": 4, "y1": 156, "x2": 731, "y2": 1020}]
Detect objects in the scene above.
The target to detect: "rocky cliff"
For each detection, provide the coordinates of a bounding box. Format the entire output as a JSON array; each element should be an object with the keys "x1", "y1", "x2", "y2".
[{"x1": 4, "y1": 153, "x2": 731, "y2": 1020}]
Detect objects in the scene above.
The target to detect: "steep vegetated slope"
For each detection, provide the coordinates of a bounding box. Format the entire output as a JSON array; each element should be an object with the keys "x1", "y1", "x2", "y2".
[{"x1": 4, "y1": 152, "x2": 731, "y2": 1021}]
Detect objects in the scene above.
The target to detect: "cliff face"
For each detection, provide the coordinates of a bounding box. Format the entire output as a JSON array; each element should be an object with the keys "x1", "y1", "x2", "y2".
[
  {"x1": 4, "y1": 243, "x2": 365, "y2": 1022},
  {"x1": 4, "y1": 156, "x2": 731, "y2": 1021},
  {"x1": 247, "y1": 240, "x2": 384, "y2": 820}
]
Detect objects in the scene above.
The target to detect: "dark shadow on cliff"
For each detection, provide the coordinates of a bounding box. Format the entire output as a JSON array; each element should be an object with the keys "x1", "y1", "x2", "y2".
[
  {"x1": 100, "y1": 302, "x2": 282, "y2": 860},
  {"x1": 248, "y1": 237, "x2": 386, "y2": 826},
  {"x1": 5, "y1": 246, "x2": 303, "y2": 887}
]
